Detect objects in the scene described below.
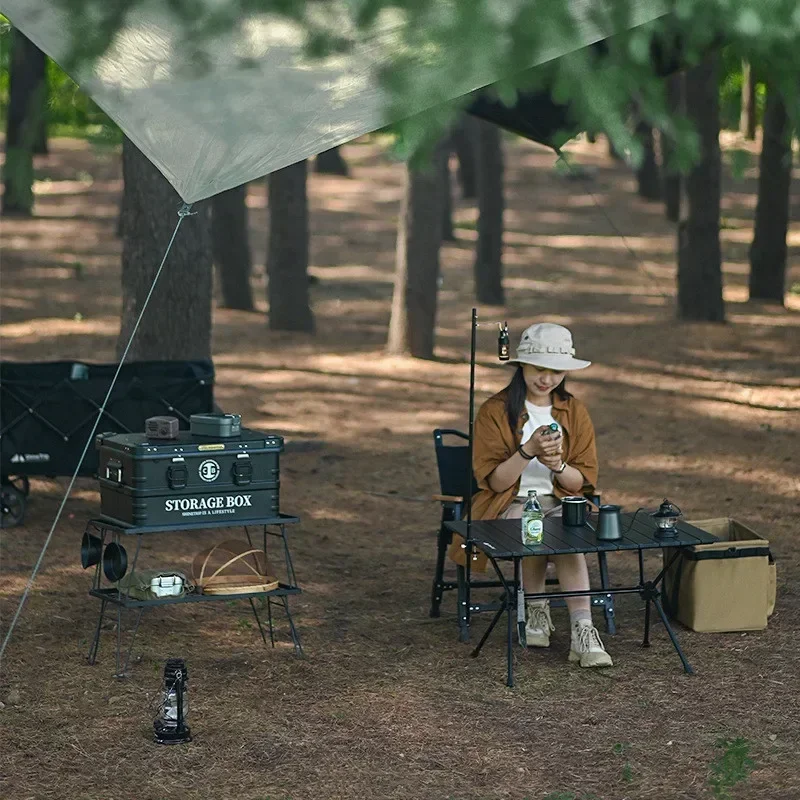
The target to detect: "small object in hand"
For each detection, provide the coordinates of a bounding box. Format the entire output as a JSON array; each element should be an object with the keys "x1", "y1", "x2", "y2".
[{"x1": 542, "y1": 422, "x2": 560, "y2": 436}]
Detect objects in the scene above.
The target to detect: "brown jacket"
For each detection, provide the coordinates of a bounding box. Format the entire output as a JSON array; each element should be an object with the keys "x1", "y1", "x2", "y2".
[{"x1": 448, "y1": 389, "x2": 598, "y2": 570}]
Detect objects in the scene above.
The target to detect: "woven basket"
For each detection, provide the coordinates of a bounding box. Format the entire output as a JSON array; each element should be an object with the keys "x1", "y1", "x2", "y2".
[{"x1": 192, "y1": 539, "x2": 279, "y2": 595}]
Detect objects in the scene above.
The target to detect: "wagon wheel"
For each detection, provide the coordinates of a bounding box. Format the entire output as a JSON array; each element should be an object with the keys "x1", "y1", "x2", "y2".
[
  {"x1": 0, "y1": 486, "x2": 26, "y2": 528},
  {"x1": 2, "y1": 475, "x2": 30, "y2": 496}
]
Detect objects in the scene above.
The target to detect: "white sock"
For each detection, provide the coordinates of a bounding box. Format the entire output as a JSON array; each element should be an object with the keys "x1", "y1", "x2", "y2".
[{"x1": 570, "y1": 609, "x2": 592, "y2": 627}]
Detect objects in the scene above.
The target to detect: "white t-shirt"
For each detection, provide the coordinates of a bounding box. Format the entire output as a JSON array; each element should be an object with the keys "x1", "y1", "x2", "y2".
[{"x1": 518, "y1": 401, "x2": 561, "y2": 498}]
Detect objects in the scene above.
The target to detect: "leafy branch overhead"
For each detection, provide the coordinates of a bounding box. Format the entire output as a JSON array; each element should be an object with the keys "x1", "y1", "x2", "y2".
[{"x1": 50, "y1": 0, "x2": 800, "y2": 171}]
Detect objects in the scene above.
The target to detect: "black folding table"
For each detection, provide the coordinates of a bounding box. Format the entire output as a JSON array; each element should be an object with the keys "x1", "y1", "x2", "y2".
[{"x1": 445, "y1": 513, "x2": 717, "y2": 686}]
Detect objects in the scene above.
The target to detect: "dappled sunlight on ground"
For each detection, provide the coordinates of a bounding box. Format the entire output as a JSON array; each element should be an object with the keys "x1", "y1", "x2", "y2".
[{"x1": 1, "y1": 133, "x2": 799, "y2": 800}]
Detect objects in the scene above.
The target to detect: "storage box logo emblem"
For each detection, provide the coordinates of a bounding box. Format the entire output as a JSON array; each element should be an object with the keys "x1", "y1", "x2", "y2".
[{"x1": 198, "y1": 459, "x2": 221, "y2": 482}]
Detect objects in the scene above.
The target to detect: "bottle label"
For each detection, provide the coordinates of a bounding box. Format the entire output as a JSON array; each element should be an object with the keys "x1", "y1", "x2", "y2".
[{"x1": 523, "y1": 517, "x2": 544, "y2": 543}]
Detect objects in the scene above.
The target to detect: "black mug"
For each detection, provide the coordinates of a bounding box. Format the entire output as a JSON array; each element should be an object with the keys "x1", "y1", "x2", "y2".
[{"x1": 562, "y1": 496, "x2": 588, "y2": 527}]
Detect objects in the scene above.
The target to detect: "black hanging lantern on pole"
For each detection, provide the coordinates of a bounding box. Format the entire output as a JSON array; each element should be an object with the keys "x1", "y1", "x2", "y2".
[
  {"x1": 650, "y1": 498, "x2": 682, "y2": 539},
  {"x1": 154, "y1": 658, "x2": 191, "y2": 744}
]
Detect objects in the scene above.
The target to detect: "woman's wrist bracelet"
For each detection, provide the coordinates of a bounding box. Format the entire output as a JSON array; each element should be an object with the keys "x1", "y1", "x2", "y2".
[
  {"x1": 553, "y1": 461, "x2": 567, "y2": 474},
  {"x1": 517, "y1": 445, "x2": 535, "y2": 460}
]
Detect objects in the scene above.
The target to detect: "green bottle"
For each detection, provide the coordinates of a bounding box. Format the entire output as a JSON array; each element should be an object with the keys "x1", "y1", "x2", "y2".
[{"x1": 522, "y1": 489, "x2": 544, "y2": 545}]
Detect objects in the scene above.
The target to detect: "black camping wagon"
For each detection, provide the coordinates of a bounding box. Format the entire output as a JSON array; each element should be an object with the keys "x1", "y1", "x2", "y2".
[{"x1": 0, "y1": 360, "x2": 215, "y2": 527}]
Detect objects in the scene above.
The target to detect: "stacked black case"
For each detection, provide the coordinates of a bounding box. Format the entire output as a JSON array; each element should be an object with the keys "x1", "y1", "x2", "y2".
[{"x1": 96, "y1": 427, "x2": 282, "y2": 527}]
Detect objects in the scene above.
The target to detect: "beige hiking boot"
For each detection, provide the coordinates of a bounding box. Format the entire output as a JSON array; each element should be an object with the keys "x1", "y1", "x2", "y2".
[
  {"x1": 525, "y1": 600, "x2": 555, "y2": 647},
  {"x1": 568, "y1": 619, "x2": 613, "y2": 668}
]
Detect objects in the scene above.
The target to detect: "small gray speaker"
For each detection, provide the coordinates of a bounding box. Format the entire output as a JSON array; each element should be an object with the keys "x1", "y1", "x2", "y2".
[{"x1": 145, "y1": 416, "x2": 180, "y2": 439}]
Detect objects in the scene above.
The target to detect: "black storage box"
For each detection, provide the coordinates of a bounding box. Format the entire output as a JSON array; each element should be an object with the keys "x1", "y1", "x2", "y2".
[{"x1": 96, "y1": 427, "x2": 283, "y2": 527}]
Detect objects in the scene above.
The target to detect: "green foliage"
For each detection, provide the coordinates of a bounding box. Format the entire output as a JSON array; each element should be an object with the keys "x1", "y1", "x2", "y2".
[
  {"x1": 612, "y1": 741, "x2": 634, "y2": 784},
  {"x1": 708, "y1": 737, "x2": 755, "y2": 800},
  {"x1": 0, "y1": 18, "x2": 120, "y2": 143}
]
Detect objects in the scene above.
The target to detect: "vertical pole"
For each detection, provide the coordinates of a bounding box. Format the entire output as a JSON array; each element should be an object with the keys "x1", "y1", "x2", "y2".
[
  {"x1": 466, "y1": 308, "x2": 477, "y2": 533},
  {"x1": 463, "y1": 308, "x2": 478, "y2": 638}
]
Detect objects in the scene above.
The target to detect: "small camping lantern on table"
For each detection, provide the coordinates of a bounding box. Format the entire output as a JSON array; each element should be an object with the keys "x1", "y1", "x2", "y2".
[{"x1": 651, "y1": 498, "x2": 683, "y2": 539}]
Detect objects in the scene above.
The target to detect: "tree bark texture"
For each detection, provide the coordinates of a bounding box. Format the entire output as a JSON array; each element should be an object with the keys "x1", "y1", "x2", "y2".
[
  {"x1": 677, "y1": 55, "x2": 725, "y2": 322},
  {"x1": 2, "y1": 31, "x2": 47, "y2": 216},
  {"x1": 740, "y1": 62, "x2": 757, "y2": 141},
  {"x1": 662, "y1": 74, "x2": 682, "y2": 223},
  {"x1": 387, "y1": 143, "x2": 448, "y2": 359},
  {"x1": 267, "y1": 160, "x2": 314, "y2": 332},
  {"x1": 452, "y1": 115, "x2": 479, "y2": 199},
  {"x1": 440, "y1": 149, "x2": 455, "y2": 241},
  {"x1": 117, "y1": 138, "x2": 213, "y2": 360},
  {"x1": 212, "y1": 184, "x2": 255, "y2": 311},
  {"x1": 314, "y1": 146, "x2": 349, "y2": 176},
  {"x1": 635, "y1": 119, "x2": 661, "y2": 201},
  {"x1": 748, "y1": 87, "x2": 792, "y2": 304},
  {"x1": 473, "y1": 119, "x2": 505, "y2": 305}
]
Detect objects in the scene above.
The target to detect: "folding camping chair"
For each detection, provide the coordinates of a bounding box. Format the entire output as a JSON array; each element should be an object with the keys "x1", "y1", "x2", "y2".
[{"x1": 429, "y1": 429, "x2": 616, "y2": 642}]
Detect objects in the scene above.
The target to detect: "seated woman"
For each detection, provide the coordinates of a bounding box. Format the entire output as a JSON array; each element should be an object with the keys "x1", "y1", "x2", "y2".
[{"x1": 449, "y1": 322, "x2": 612, "y2": 668}]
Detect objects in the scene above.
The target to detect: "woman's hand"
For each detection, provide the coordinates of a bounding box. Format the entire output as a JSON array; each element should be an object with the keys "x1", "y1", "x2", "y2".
[
  {"x1": 521, "y1": 425, "x2": 563, "y2": 459},
  {"x1": 538, "y1": 453, "x2": 564, "y2": 472}
]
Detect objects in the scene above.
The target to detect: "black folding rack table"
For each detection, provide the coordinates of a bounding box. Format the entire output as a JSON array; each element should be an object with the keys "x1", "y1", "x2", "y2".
[
  {"x1": 446, "y1": 512, "x2": 717, "y2": 687},
  {"x1": 84, "y1": 513, "x2": 303, "y2": 676}
]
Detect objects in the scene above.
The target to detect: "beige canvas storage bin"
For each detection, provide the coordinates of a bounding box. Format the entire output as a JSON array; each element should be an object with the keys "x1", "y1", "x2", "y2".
[{"x1": 663, "y1": 518, "x2": 776, "y2": 633}]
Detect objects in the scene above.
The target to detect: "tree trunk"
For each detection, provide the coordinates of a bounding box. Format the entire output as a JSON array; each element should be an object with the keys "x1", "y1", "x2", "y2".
[
  {"x1": 740, "y1": 61, "x2": 757, "y2": 141},
  {"x1": 33, "y1": 64, "x2": 48, "y2": 155},
  {"x1": 607, "y1": 134, "x2": 625, "y2": 162},
  {"x1": 677, "y1": 55, "x2": 725, "y2": 322},
  {"x1": 748, "y1": 87, "x2": 792, "y2": 304},
  {"x1": 2, "y1": 31, "x2": 47, "y2": 216},
  {"x1": 314, "y1": 146, "x2": 349, "y2": 176},
  {"x1": 117, "y1": 137, "x2": 213, "y2": 360},
  {"x1": 387, "y1": 143, "x2": 448, "y2": 359},
  {"x1": 662, "y1": 74, "x2": 682, "y2": 222},
  {"x1": 452, "y1": 115, "x2": 479, "y2": 199},
  {"x1": 473, "y1": 119, "x2": 505, "y2": 305},
  {"x1": 266, "y1": 160, "x2": 314, "y2": 332},
  {"x1": 440, "y1": 148, "x2": 455, "y2": 242},
  {"x1": 212, "y1": 184, "x2": 254, "y2": 311},
  {"x1": 635, "y1": 119, "x2": 661, "y2": 201}
]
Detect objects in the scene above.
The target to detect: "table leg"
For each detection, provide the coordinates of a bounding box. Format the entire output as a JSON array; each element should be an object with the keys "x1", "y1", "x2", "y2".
[
  {"x1": 281, "y1": 596, "x2": 304, "y2": 657},
  {"x1": 652, "y1": 595, "x2": 695, "y2": 675},
  {"x1": 507, "y1": 559, "x2": 519, "y2": 687},
  {"x1": 249, "y1": 597, "x2": 269, "y2": 647},
  {"x1": 642, "y1": 600, "x2": 651, "y2": 647},
  {"x1": 470, "y1": 604, "x2": 506, "y2": 659},
  {"x1": 114, "y1": 607, "x2": 144, "y2": 679},
  {"x1": 87, "y1": 599, "x2": 107, "y2": 665},
  {"x1": 597, "y1": 552, "x2": 616, "y2": 636},
  {"x1": 266, "y1": 597, "x2": 276, "y2": 647},
  {"x1": 456, "y1": 565, "x2": 469, "y2": 642}
]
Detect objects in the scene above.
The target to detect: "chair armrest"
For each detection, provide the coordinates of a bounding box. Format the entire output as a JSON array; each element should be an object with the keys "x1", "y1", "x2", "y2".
[{"x1": 432, "y1": 494, "x2": 464, "y2": 504}]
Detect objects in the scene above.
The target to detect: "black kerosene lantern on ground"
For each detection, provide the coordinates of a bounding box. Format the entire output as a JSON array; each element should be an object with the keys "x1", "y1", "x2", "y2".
[
  {"x1": 651, "y1": 498, "x2": 682, "y2": 539},
  {"x1": 154, "y1": 658, "x2": 191, "y2": 744}
]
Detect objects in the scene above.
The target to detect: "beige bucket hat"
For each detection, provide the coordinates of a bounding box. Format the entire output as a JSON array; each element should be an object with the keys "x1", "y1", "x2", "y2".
[{"x1": 508, "y1": 323, "x2": 591, "y2": 371}]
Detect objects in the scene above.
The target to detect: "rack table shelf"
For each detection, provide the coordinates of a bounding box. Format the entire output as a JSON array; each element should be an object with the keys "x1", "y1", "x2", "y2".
[{"x1": 84, "y1": 514, "x2": 303, "y2": 676}]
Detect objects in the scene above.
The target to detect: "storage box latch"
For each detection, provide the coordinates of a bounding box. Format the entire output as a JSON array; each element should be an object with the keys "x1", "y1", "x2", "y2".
[
  {"x1": 167, "y1": 457, "x2": 188, "y2": 489},
  {"x1": 232, "y1": 454, "x2": 252, "y2": 486},
  {"x1": 105, "y1": 458, "x2": 123, "y2": 484}
]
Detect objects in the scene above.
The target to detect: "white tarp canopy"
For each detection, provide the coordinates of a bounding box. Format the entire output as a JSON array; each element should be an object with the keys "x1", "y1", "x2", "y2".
[{"x1": 4, "y1": 1, "x2": 666, "y2": 203}]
